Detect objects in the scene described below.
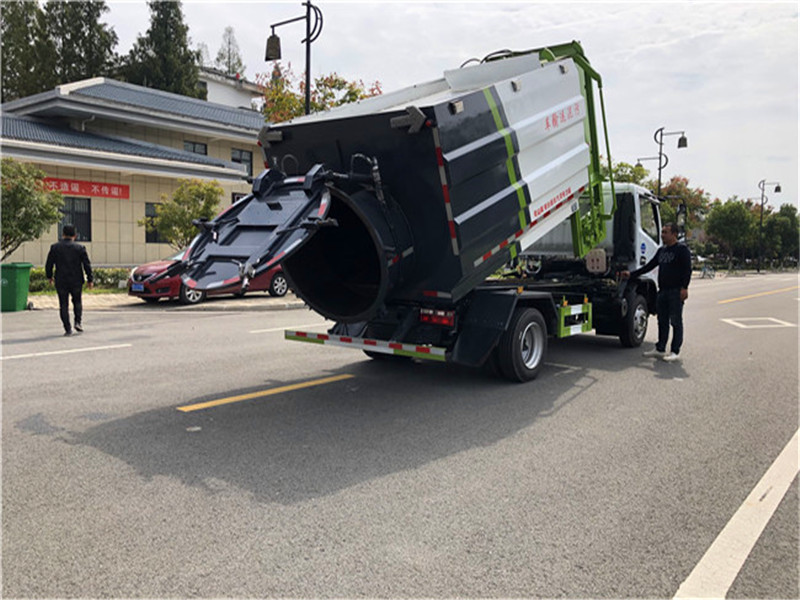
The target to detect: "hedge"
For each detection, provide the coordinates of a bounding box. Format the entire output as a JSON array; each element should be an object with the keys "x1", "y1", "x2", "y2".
[{"x1": 28, "y1": 267, "x2": 130, "y2": 292}]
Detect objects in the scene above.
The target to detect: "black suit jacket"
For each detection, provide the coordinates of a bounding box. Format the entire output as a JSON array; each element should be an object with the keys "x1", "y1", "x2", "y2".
[{"x1": 45, "y1": 239, "x2": 93, "y2": 288}]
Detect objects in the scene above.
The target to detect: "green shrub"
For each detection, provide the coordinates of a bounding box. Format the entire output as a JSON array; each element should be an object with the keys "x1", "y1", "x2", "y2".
[
  {"x1": 29, "y1": 267, "x2": 48, "y2": 292},
  {"x1": 28, "y1": 266, "x2": 130, "y2": 291}
]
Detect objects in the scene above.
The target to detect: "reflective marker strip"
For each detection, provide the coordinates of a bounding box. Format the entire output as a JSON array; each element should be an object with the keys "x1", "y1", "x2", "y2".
[
  {"x1": 422, "y1": 290, "x2": 453, "y2": 299},
  {"x1": 264, "y1": 238, "x2": 303, "y2": 269},
  {"x1": 431, "y1": 127, "x2": 459, "y2": 256},
  {"x1": 388, "y1": 246, "x2": 414, "y2": 268},
  {"x1": 473, "y1": 187, "x2": 584, "y2": 268},
  {"x1": 285, "y1": 330, "x2": 447, "y2": 362}
]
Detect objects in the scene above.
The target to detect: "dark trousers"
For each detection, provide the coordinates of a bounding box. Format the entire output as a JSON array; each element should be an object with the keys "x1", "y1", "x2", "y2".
[
  {"x1": 57, "y1": 284, "x2": 83, "y2": 332},
  {"x1": 656, "y1": 288, "x2": 684, "y2": 354}
]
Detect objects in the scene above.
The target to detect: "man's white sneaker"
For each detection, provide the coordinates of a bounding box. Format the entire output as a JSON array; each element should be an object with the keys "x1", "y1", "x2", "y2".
[
  {"x1": 643, "y1": 349, "x2": 665, "y2": 358},
  {"x1": 662, "y1": 352, "x2": 680, "y2": 362}
]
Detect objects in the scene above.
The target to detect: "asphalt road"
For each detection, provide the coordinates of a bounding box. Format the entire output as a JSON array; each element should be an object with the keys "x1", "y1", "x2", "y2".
[{"x1": 2, "y1": 272, "x2": 798, "y2": 598}]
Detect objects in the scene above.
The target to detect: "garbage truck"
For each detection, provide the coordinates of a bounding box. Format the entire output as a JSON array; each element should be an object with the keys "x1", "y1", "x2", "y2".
[{"x1": 170, "y1": 41, "x2": 662, "y2": 382}]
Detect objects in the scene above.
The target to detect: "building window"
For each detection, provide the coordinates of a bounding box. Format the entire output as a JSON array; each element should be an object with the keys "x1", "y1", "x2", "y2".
[
  {"x1": 232, "y1": 148, "x2": 253, "y2": 177},
  {"x1": 184, "y1": 140, "x2": 207, "y2": 155},
  {"x1": 59, "y1": 197, "x2": 91, "y2": 241},
  {"x1": 231, "y1": 192, "x2": 247, "y2": 205},
  {"x1": 145, "y1": 203, "x2": 166, "y2": 244}
]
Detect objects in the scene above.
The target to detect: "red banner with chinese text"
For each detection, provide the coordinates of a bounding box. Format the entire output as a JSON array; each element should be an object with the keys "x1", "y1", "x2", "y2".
[{"x1": 44, "y1": 178, "x2": 130, "y2": 199}]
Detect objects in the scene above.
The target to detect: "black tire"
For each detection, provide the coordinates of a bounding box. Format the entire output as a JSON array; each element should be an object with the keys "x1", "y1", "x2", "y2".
[
  {"x1": 269, "y1": 272, "x2": 288, "y2": 297},
  {"x1": 178, "y1": 283, "x2": 206, "y2": 305},
  {"x1": 619, "y1": 293, "x2": 648, "y2": 347},
  {"x1": 496, "y1": 307, "x2": 548, "y2": 382}
]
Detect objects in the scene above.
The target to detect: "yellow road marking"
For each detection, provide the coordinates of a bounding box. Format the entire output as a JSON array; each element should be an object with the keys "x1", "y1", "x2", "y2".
[
  {"x1": 718, "y1": 285, "x2": 799, "y2": 304},
  {"x1": 176, "y1": 374, "x2": 355, "y2": 412}
]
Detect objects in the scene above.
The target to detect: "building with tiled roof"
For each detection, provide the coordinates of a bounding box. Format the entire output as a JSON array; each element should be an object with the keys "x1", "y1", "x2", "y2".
[{"x1": 1, "y1": 78, "x2": 266, "y2": 266}]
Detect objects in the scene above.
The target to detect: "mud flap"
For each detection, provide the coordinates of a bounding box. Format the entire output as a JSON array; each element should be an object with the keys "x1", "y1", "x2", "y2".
[{"x1": 450, "y1": 289, "x2": 519, "y2": 367}]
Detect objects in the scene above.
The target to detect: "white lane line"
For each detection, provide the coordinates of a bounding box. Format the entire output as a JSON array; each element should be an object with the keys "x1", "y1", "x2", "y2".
[
  {"x1": 674, "y1": 429, "x2": 799, "y2": 599},
  {"x1": 1, "y1": 343, "x2": 132, "y2": 361},
  {"x1": 250, "y1": 322, "x2": 328, "y2": 334}
]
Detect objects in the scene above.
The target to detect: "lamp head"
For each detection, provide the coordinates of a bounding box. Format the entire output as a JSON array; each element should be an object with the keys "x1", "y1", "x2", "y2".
[
  {"x1": 774, "y1": 184, "x2": 782, "y2": 193},
  {"x1": 677, "y1": 134, "x2": 688, "y2": 149},
  {"x1": 265, "y1": 34, "x2": 282, "y2": 61}
]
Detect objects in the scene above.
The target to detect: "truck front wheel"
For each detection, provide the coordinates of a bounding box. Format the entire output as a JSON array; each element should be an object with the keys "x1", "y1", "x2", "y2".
[
  {"x1": 497, "y1": 307, "x2": 547, "y2": 382},
  {"x1": 619, "y1": 293, "x2": 648, "y2": 347}
]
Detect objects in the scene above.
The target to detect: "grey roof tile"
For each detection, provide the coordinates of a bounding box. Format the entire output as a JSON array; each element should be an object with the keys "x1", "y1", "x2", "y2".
[
  {"x1": 72, "y1": 79, "x2": 265, "y2": 130},
  {"x1": 1, "y1": 114, "x2": 245, "y2": 171}
]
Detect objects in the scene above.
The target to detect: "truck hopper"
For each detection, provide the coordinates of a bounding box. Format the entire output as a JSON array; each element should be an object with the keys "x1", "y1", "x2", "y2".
[{"x1": 180, "y1": 45, "x2": 609, "y2": 325}]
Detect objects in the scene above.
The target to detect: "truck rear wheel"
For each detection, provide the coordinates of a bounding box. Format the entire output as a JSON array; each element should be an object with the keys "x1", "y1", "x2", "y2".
[
  {"x1": 619, "y1": 293, "x2": 648, "y2": 347},
  {"x1": 497, "y1": 307, "x2": 547, "y2": 382}
]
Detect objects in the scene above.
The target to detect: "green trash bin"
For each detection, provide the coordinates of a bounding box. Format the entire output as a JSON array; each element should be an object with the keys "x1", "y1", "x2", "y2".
[{"x1": 1, "y1": 263, "x2": 34, "y2": 312}]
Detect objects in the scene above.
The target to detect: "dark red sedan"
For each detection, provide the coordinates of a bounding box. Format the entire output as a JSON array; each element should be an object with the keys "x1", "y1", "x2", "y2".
[{"x1": 127, "y1": 251, "x2": 288, "y2": 304}]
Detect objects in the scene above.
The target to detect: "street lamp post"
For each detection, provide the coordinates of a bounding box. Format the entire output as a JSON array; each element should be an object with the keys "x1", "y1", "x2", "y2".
[
  {"x1": 265, "y1": 2, "x2": 323, "y2": 115},
  {"x1": 652, "y1": 127, "x2": 688, "y2": 199},
  {"x1": 757, "y1": 179, "x2": 782, "y2": 273}
]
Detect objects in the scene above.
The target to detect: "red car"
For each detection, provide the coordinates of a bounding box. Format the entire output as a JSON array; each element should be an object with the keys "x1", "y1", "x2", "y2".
[{"x1": 128, "y1": 250, "x2": 288, "y2": 304}]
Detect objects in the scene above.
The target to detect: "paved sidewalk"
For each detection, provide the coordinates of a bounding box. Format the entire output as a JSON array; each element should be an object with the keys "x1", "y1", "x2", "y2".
[{"x1": 26, "y1": 292, "x2": 307, "y2": 312}]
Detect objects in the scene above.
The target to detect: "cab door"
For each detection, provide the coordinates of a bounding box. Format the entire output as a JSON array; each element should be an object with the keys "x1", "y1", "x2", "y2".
[{"x1": 634, "y1": 187, "x2": 662, "y2": 269}]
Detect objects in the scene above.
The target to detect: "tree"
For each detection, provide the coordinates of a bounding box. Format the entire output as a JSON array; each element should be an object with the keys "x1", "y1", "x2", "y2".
[
  {"x1": 214, "y1": 26, "x2": 245, "y2": 76},
  {"x1": 43, "y1": 0, "x2": 118, "y2": 86},
  {"x1": 705, "y1": 200, "x2": 754, "y2": 267},
  {"x1": 1, "y1": 158, "x2": 64, "y2": 261},
  {"x1": 0, "y1": 1, "x2": 55, "y2": 101},
  {"x1": 599, "y1": 160, "x2": 650, "y2": 185},
  {"x1": 122, "y1": 1, "x2": 205, "y2": 99},
  {"x1": 763, "y1": 204, "x2": 800, "y2": 262},
  {"x1": 139, "y1": 179, "x2": 223, "y2": 250},
  {"x1": 649, "y1": 176, "x2": 710, "y2": 233},
  {"x1": 257, "y1": 61, "x2": 382, "y2": 122}
]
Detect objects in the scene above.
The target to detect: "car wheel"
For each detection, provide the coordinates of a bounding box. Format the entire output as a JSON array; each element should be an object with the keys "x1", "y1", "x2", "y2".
[
  {"x1": 269, "y1": 272, "x2": 288, "y2": 297},
  {"x1": 619, "y1": 293, "x2": 648, "y2": 348},
  {"x1": 496, "y1": 307, "x2": 547, "y2": 382},
  {"x1": 179, "y1": 283, "x2": 206, "y2": 305}
]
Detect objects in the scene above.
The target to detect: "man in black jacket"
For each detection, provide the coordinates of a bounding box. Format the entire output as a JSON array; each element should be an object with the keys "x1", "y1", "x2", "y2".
[
  {"x1": 622, "y1": 222, "x2": 692, "y2": 362},
  {"x1": 45, "y1": 224, "x2": 94, "y2": 336}
]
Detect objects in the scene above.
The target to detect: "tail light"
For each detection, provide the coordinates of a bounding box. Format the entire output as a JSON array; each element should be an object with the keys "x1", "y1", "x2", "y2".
[{"x1": 419, "y1": 307, "x2": 455, "y2": 327}]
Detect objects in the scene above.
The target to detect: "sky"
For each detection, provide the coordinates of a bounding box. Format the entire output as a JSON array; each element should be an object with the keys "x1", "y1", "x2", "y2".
[{"x1": 105, "y1": 1, "x2": 798, "y2": 209}]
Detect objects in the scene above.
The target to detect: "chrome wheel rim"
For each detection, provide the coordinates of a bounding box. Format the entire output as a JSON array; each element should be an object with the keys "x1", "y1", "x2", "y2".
[
  {"x1": 185, "y1": 288, "x2": 204, "y2": 303},
  {"x1": 633, "y1": 303, "x2": 648, "y2": 339},
  {"x1": 521, "y1": 321, "x2": 545, "y2": 369},
  {"x1": 272, "y1": 275, "x2": 288, "y2": 296}
]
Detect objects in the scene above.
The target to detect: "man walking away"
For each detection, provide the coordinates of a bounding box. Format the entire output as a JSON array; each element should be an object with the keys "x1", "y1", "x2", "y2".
[
  {"x1": 621, "y1": 222, "x2": 692, "y2": 362},
  {"x1": 45, "y1": 224, "x2": 93, "y2": 336}
]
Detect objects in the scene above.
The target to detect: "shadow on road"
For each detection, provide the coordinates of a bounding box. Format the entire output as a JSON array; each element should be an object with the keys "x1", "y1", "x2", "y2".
[{"x1": 67, "y1": 334, "x2": 671, "y2": 505}]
